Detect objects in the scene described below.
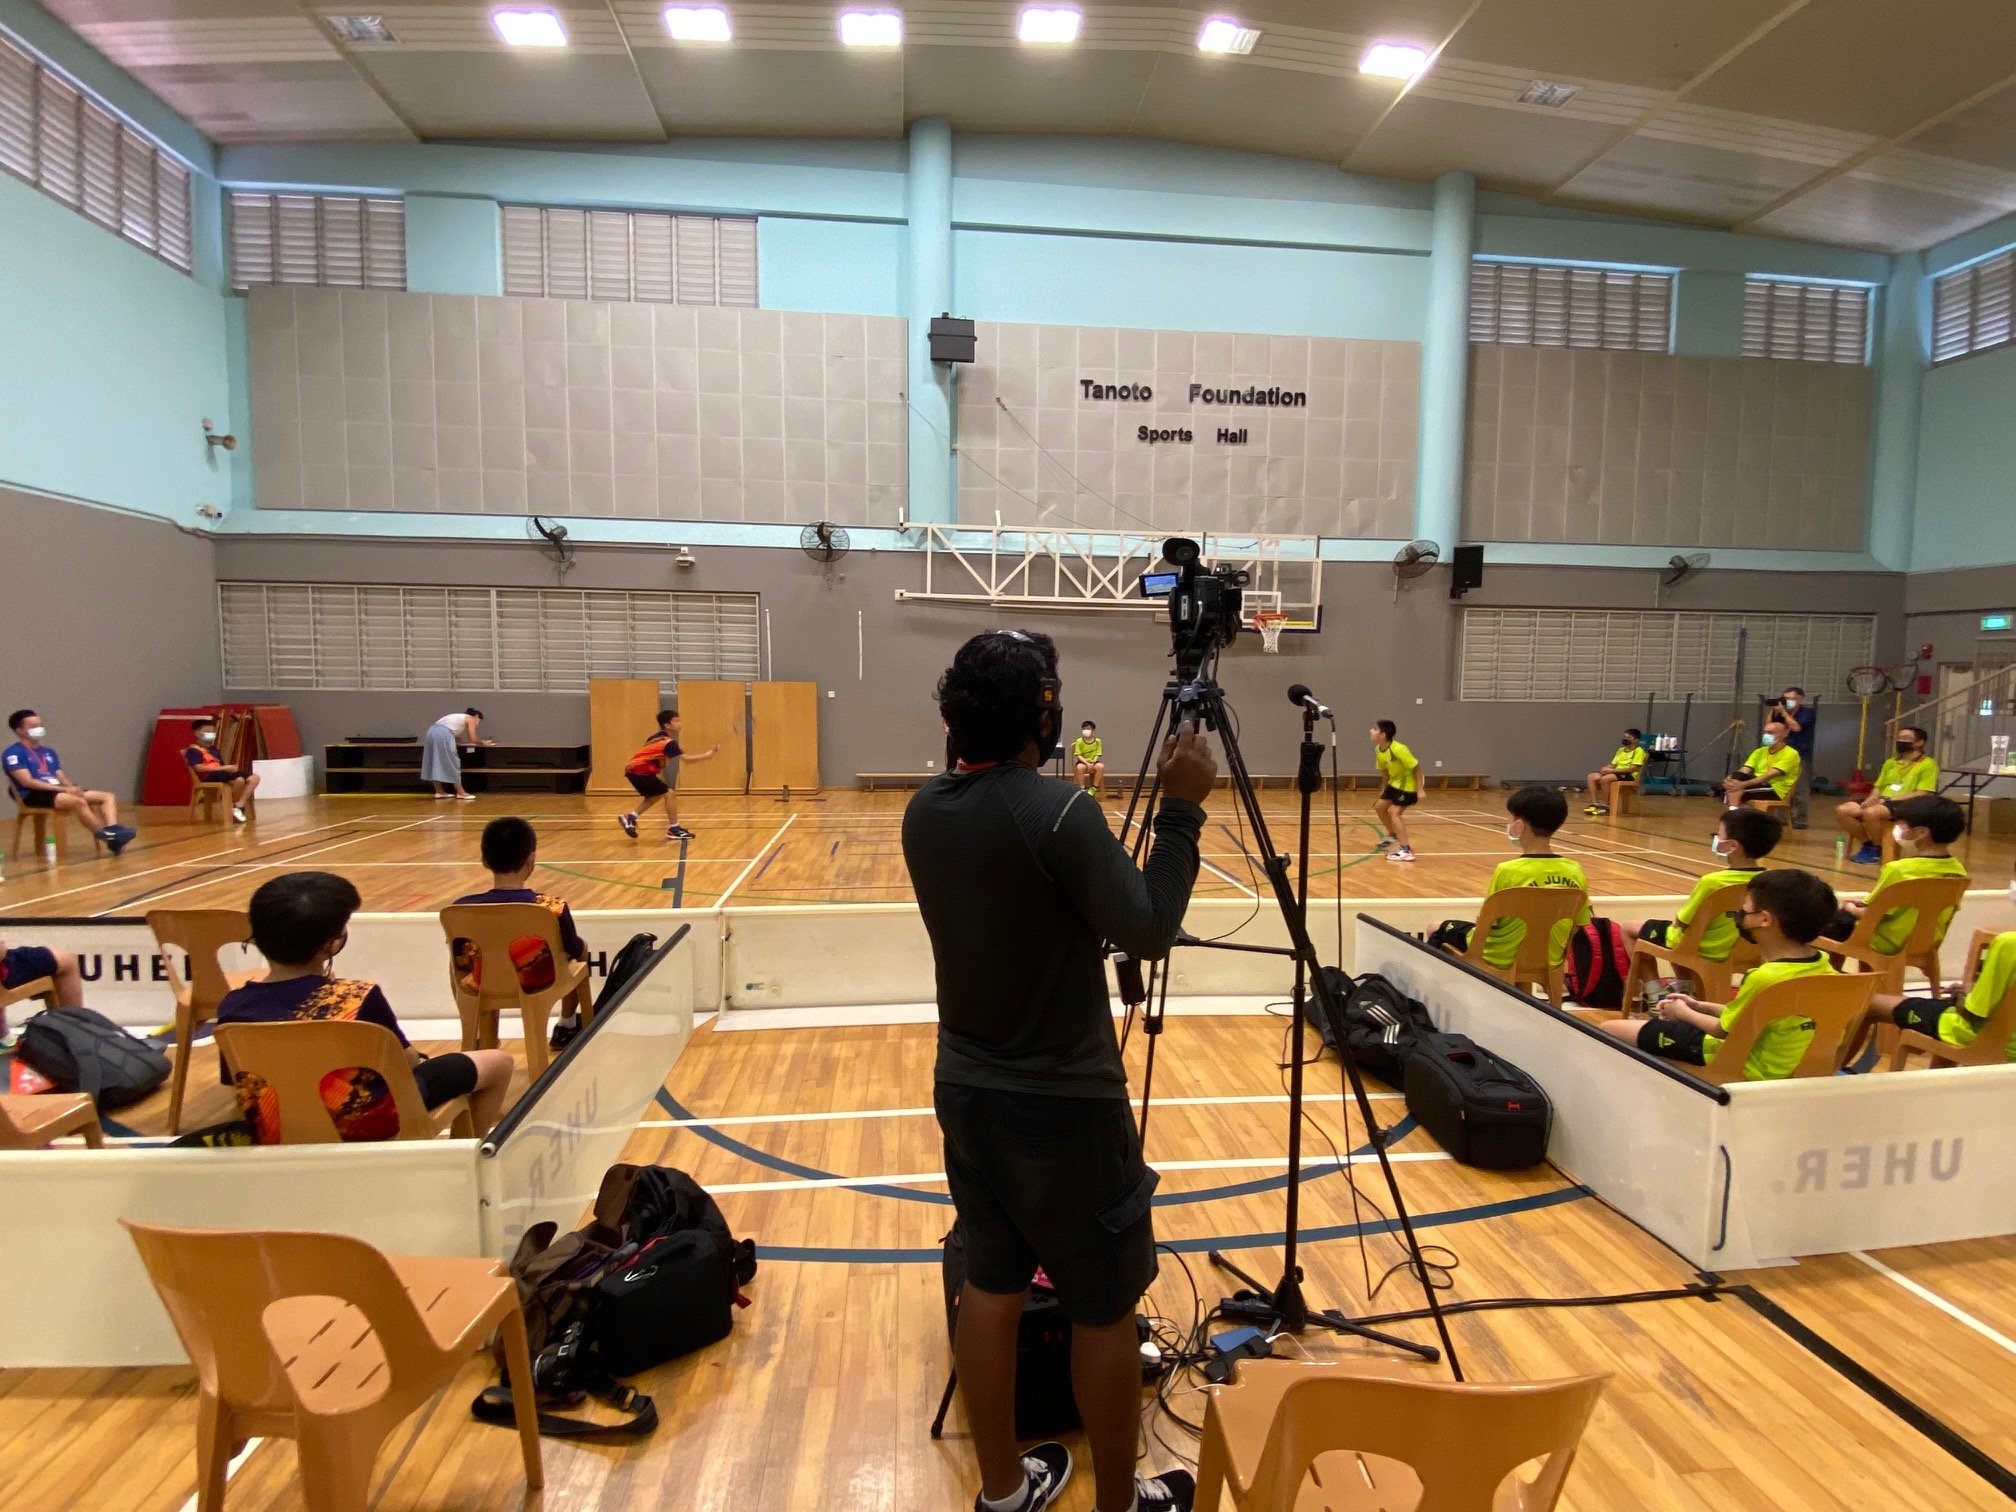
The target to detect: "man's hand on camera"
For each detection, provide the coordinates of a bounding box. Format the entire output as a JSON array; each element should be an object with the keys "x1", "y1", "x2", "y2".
[{"x1": 1158, "y1": 726, "x2": 1217, "y2": 805}]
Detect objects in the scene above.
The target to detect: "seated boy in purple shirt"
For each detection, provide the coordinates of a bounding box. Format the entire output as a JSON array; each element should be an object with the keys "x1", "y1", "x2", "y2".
[{"x1": 452, "y1": 817, "x2": 589, "y2": 1051}]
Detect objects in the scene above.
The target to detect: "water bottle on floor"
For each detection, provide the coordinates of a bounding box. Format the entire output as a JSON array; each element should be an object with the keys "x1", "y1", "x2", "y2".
[
  {"x1": 1834, "y1": 835, "x2": 1846, "y2": 866},
  {"x1": 43, "y1": 832, "x2": 57, "y2": 867}
]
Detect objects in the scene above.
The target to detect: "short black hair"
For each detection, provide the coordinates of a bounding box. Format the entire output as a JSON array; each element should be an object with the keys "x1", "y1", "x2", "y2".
[
  {"x1": 658, "y1": 708, "x2": 678, "y2": 725},
  {"x1": 192, "y1": 716, "x2": 216, "y2": 730},
  {"x1": 936, "y1": 629, "x2": 1060, "y2": 765},
  {"x1": 1747, "y1": 869, "x2": 1835, "y2": 945},
  {"x1": 1782, "y1": 687, "x2": 1805, "y2": 697},
  {"x1": 248, "y1": 871, "x2": 361, "y2": 966},
  {"x1": 1719, "y1": 806, "x2": 1782, "y2": 859},
  {"x1": 481, "y1": 815, "x2": 538, "y2": 873},
  {"x1": 1623, "y1": 728, "x2": 1642, "y2": 740},
  {"x1": 1899, "y1": 725, "x2": 1928, "y2": 745},
  {"x1": 1890, "y1": 793, "x2": 1966, "y2": 844},
  {"x1": 465, "y1": 707, "x2": 485, "y2": 719},
  {"x1": 1506, "y1": 783, "x2": 1567, "y2": 837},
  {"x1": 1081, "y1": 720, "x2": 1096, "y2": 730},
  {"x1": 6, "y1": 710, "x2": 33, "y2": 732},
  {"x1": 1375, "y1": 719, "x2": 1398, "y2": 741}
]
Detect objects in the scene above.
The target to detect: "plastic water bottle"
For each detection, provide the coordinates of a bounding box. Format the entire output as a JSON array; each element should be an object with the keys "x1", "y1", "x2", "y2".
[
  {"x1": 1834, "y1": 835, "x2": 1846, "y2": 866},
  {"x1": 42, "y1": 832, "x2": 57, "y2": 867}
]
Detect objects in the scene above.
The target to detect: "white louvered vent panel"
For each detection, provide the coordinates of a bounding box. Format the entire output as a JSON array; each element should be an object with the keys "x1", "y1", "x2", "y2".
[
  {"x1": 1932, "y1": 249, "x2": 2016, "y2": 365},
  {"x1": 1470, "y1": 260, "x2": 1670, "y2": 352},
  {"x1": 77, "y1": 100, "x2": 117, "y2": 228},
  {"x1": 632, "y1": 212, "x2": 676, "y2": 303},
  {"x1": 1743, "y1": 279, "x2": 1871, "y2": 364},
  {"x1": 448, "y1": 588, "x2": 498, "y2": 690},
  {"x1": 156, "y1": 158, "x2": 191, "y2": 270},
  {"x1": 501, "y1": 204, "x2": 546, "y2": 297},
  {"x1": 117, "y1": 126, "x2": 156, "y2": 249},
  {"x1": 363, "y1": 197, "x2": 404, "y2": 289},
  {"x1": 544, "y1": 209, "x2": 589, "y2": 300},
  {"x1": 587, "y1": 211, "x2": 633, "y2": 303},
  {"x1": 500, "y1": 205, "x2": 757, "y2": 307},
  {"x1": 230, "y1": 189, "x2": 404, "y2": 291},
  {"x1": 0, "y1": 38, "x2": 33, "y2": 181},
  {"x1": 716, "y1": 216, "x2": 758, "y2": 307},
  {"x1": 675, "y1": 214, "x2": 718, "y2": 305},
  {"x1": 34, "y1": 71, "x2": 80, "y2": 207}
]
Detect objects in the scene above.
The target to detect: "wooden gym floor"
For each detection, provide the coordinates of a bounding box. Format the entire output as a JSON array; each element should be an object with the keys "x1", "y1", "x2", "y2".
[{"x1": 3, "y1": 786, "x2": 2014, "y2": 1509}]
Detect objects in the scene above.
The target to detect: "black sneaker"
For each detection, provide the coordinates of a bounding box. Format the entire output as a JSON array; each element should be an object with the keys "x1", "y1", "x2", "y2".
[
  {"x1": 1137, "y1": 1468, "x2": 1196, "y2": 1508},
  {"x1": 549, "y1": 1018, "x2": 582, "y2": 1053},
  {"x1": 973, "y1": 1442, "x2": 1072, "y2": 1512},
  {"x1": 618, "y1": 812, "x2": 638, "y2": 840},
  {"x1": 667, "y1": 824, "x2": 696, "y2": 841}
]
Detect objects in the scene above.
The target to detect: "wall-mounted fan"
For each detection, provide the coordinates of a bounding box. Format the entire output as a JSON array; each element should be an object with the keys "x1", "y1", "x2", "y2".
[
  {"x1": 1391, "y1": 539, "x2": 1439, "y2": 602},
  {"x1": 1655, "y1": 551, "x2": 1710, "y2": 604},
  {"x1": 800, "y1": 521, "x2": 852, "y2": 566},
  {"x1": 527, "y1": 514, "x2": 575, "y2": 576}
]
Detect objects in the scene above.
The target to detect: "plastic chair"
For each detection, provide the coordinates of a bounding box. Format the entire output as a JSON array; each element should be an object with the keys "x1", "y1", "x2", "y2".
[
  {"x1": 1196, "y1": 1358, "x2": 1607, "y2": 1511},
  {"x1": 0, "y1": 972, "x2": 59, "y2": 1020},
  {"x1": 212, "y1": 1020, "x2": 475, "y2": 1142},
  {"x1": 439, "y1": 903, "x2": 591, "y2": 1078},
  {"x1": 0, "y1": 1091, "x2": 103, "y2": 1149},
  {"x1": 148, "y1": 909, "x2": 265, "y2": 1133},
  {"x1": 1743, "y1": 797, "x2": 1790, "y2": 820},
  {"x1": 8, "y1": 802, "x2": 101, "y2": 861},
  {"x1": 1888, "y1": 930, "x2": 2016, "y2": 1070},
  {"x1": 123, "y1": 1221, "x2": 542, "y2": 1512},
  {"x1": 1608, "y1": 776, "x2": 1639, "y2": 819},
  {"x1": 1445, "y1": 888, "x2": 1590, "y2": 1007},
  {"x1": 1690, "y1": 972, "x2": 1875, "y2": 1086},
  {"x1": 1619, "y1": 878, "x2": 1760, "y2": 1012},
  {"x1": 189, "y1": 783, "x2": 227, "y2": 824},
  {"x1": 1826, "y1": 875, "x2": 1970, "y2": 995}
]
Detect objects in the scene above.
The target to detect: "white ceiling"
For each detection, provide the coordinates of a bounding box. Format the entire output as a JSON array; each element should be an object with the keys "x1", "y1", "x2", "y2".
[{"x1": 41, "y1": 0, "x2": 2016, "y2": 252}]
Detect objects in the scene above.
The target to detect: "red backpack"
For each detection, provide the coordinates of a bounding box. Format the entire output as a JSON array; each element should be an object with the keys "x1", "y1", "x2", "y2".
[{"x1": 1564, "y1": 919, "x2": 1632, "y2": 1009}]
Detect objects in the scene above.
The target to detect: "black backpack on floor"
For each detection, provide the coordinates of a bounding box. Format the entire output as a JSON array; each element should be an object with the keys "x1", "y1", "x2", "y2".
[
  {"x1": 17, "y1": 1008, "x2": 171, "y2": 1109},
  {"x1": 1564, "y1": 919, "x2": 1631, "y2": 1009},
  {"x1": 1403, "y1": 1032, "x2": 1552, "y2": 1169},
  {"x1": 595, "y1": 932, "x2": 660, "y2": 1010},
  {"x1": 941, "y1": 1226, "x2": 1080, "y2": 1439},
  {"x1": 1333, "y1": 973, "x2": 1436, "y2": 1086}
]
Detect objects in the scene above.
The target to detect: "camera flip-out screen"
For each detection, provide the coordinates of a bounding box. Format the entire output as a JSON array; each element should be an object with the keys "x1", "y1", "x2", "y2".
[{"x1": 1138, "y1": 570, "x2": 1180, "y2": 598}]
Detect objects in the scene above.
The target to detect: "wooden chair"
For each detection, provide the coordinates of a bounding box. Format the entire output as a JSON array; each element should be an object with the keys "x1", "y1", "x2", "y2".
[
  {"x1": 212, "y1": 1020, "x2": 475, "y2": 1142},
  {"x1": 1619, "y1": 878, "x2": 1760, "y2": 1012},
  {"x1": 1608, "y1": 776, "x2": 1639, "y2": 819},
  {"x1": 189, "y1": 782, "x2": 227, "y2": 823},
  {"x1": 1743, "y1": 796, "x2": 1790, "y2": 820},
  {"x1": 0, "y1": 1091, "x2": 103, "y2": 1149},
  {"x1": 123, "y1": 1221, "x2": 542, "y2": 1512},
  {"x1": 1825, "y1": 874, "x2": 1970, "y2": 995},
  {"x1": 1443, "y1": 887, "x2": 1590, "y2": 1007},
  {"x1": 0, "y1": 972, "x2": 59, "y2": 1021},
  {"x1": 148, "y1": 909, "x2": 264, "y2": 1133},
  {"x1": 8, "y1": 803, "x2": 101, "y2": 861},
  {"x1": 1196, "y1": 1358, "x2": 1607, "y2": 1511},
  {"x1": 1690, "y1": 972, "x2": 1875, "y2": 1086},
  {"x1": 1888, "y1": 930, "x2": 2016, "y2": 1071},
  {"x1": 439, "y1": 902, "x2": 592, "y2": 1078}
]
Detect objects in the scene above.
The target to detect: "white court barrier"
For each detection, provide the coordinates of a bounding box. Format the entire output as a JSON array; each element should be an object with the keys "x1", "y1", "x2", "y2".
[
  {"x1": 8, "y1": 908, "x2": 720, "y2": 1025},
  {"x1": 478, "y1": 926, "x2": 698, "y2": 1257},
  {"x1": 1354, "y1": 915, "x2": 2016, "y2": 1269}
]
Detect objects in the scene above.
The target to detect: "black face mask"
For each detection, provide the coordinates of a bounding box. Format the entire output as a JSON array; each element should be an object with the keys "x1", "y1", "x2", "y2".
[
  {"x1": 1896, "y1": 741, "x2": 1919, "y2": 756},
  {"x1": 1728, "y1": 909, "x2": 1759, "y2": 945}
]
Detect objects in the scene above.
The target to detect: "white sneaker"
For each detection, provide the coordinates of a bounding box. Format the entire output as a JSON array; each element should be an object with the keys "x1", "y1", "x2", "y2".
[
  {"x1": 1386, "y1": 846, "x2": 1416, "y2": 863},
  {"x1": 231, "y1": 805, "x2": 247, "y2": 823}
]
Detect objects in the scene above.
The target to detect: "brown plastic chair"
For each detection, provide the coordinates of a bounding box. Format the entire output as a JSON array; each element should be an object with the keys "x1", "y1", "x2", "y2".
[
  {"x1": 1743, "y1": 797, "x2": 1790, "y2": 820},
  {"x1": 439, "y1": 903, "x2": 592, "y2": 1078},
  {"x1": 8, "y1": 802, "x2": 102, "y2": 860},
  {"x1": 1888, "y1": 930, "x2": 2016, "y2": 1071},
  {"x1": 1619, "y1": 877, "x2": 1760, "y2": 1012},
  {"x1": 123, "y1": 1221, "x2": 542, "y2": 1512},
  {"x1": 1196, "y1": 1358, "x2": 1608, "y2": 1511},
  {"x1": 0, "y1": 972, "x2": 59, "y2": 1020},
  {"x1": 0, "y1": 1091, "x2": 103, "y2": 1149},
  {"x1": 1826, "y1": 875, "x2": 1969, "y2": 995},
  {"x1": 1690, "y1": 972, "x2": 1875, "y2": 1086},
  {"x1": 1444, "y1": 888, "x2": 1590, "y2": 1007},
  {"x1": 213, "y1": 1020, "x2": 475, "y2": 1142},
  {"x1": 149, "y1": 909, "x2": 265, "y2": 1133}
]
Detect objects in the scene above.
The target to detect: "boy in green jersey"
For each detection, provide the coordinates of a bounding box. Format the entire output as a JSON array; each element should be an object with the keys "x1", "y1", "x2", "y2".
[
  {"x1": 1819, "y1": 793, "x2": 1968, "y2": 954},
  {"x1": 1720, "y1": 716, "x2": 1801, "y2": 809},
  {"x1": 1835, "y1": 724, "x2": 1939, "y2": 864},
  {"x1": 1583, "y1": 727, "x2": 1647, "y2": 817},
  {"x1": 1625, "y1": 805, "x2": 1782, "y2": 961},
  {"x1": 1433, "y1": 785, "x2": 1590, "y2": 969},
  {"x1": 1605, "y1": 868, "x2": 1840, "y2": 1081},
  {"x1": 1865, "y1": 927, "x2": 2016, "y2": 1063},
  {"x1": 1070, "y1": 720, "x2": 1105, "y2": 799},
  {"x1": 1370, "y1": 718, "x2": 1421, "y2": 863}
]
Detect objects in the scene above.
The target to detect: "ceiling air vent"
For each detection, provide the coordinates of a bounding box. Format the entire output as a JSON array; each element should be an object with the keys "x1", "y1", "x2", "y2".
[
  {"x1": 1517, "y1": 79, "x2": 1581, "y2": 108},
  {"x1": 325, "y1": 15, "x2": 397, "y2": 43}
]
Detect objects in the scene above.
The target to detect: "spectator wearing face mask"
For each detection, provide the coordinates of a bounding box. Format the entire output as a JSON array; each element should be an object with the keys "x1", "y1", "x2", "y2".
[
  {"x1": 1819, "y1": 793, "x2": 1968, "y2": 952},
  {"x1": 183, "y1": 717, "x2": 261, "y2": 823},
  {"x1": 1070, "y1": 720, "x2": 1105, "y2": 799},
  {"x1": 3, "y1": 708, "x2": 134, "y2": 854},
  {"x1": 1621, "y1": 805, "x2": 1781, "y2": 962},
  {"x1": 1766, "y1": 688, "x2": 1817, "y2": 828},
  {"x1": 1720, "y1": 717, "x2": 1800, "y2": 810},
  {"x1": 1833, "y1": 725, "x2": 1939, "y2": 865}
]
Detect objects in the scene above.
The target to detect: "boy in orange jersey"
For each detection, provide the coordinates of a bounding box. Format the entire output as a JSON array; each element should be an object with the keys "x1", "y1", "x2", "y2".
[
  {"x1": 183, "y1": 716, "x2": 260, "y2": 822},
  {"x1": 617, "y1": 708, "x2": 720, "y2": 842}
]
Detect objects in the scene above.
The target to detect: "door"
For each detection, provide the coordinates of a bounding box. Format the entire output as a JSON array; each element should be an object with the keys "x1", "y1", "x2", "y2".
[{"x1": 675, "y1": 681, "x2": 750, "y2": 794}]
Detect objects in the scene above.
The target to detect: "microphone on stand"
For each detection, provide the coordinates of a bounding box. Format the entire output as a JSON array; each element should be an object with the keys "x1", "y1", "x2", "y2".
[{"x1": 1286, "y1": 683, "x2": 1333, "y2": 720}]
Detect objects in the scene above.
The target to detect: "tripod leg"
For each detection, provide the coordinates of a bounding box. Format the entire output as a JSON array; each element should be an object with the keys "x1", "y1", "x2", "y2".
[{"x1": 929, "y1": 1368, "x2": 958, "y2": 1439}]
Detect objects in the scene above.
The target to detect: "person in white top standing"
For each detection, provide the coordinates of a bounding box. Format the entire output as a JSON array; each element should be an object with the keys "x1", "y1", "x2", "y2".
[{"x1": 422, "y1": 708, "x2": 492, "y2": 801}]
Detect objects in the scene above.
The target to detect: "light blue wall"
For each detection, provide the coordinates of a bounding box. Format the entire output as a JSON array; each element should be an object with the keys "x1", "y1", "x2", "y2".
[
  {"x1": 1913, "y1": 344, "x2": 2016, "y2": 572},
  {"x1": 405, "y1": 193, "x2": 503, "y2": 296},
  {"x1": 757, "y1": 217, "x2": 902, "y2": 315},
  {"x1": 1672, "y1": 270, "x2": 1746, "y2": 357}
]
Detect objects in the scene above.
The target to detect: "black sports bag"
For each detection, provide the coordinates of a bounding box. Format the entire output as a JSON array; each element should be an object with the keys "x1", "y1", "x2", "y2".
[
  {"x1": 1334, "y1": 973, "x2": 1436, "y2": 1085},
  {"x1": 1403, "y1": 1031, "x2": 1551, "y2": 1169},
  {"x1": 17, "y1": 1007, "x2": 171, "y2": 1109}
]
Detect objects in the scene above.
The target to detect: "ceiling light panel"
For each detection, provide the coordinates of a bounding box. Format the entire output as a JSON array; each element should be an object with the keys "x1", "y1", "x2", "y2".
[
  {"x1": 1196, "y1": 17, "x2": 1259, "y2": 54},
  {"x1": 663, "y1": 5, "x2": 731, "y2": 40},
  {"x1": 491, "y1": 7, "x2": 568, "y2": 45},
  {"x1": 1359, "y1": 42, "x2": 1428, "y2": 80},
  {"x1": 838, "y1": 9, "x2": 902, "y2": 46},
  {"x1": 1017, "y1": 6, "x2": 1081, "y2": 43}
]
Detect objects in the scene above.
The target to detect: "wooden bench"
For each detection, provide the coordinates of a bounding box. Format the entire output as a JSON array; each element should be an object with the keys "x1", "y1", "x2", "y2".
[
  {"x1": 1339, "y1": 773, "x2": 1493, "y2": 792},
  {"x1": 856, "y1": 772, "x2": 934, "y2": 790}
]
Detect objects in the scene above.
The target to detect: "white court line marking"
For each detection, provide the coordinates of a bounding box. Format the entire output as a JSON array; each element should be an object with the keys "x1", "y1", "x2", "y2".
[
  {"x1": 714, "y1": 814, "x2": 798, "y2": 909},
  {"x1": 1849, "y1": 1250, "x2": 2016, "y2": 1358},
  {"x1": 176, "y1": 1437, "x2": 262, "y2": 1512},
  {"x1": 99, "y1": 817, "x2": 440, "y2": 916},
  {"x1": 649, "y1": 1090, "x2": 1402, "y2": 1128},
  {"x1": 706, "y1": 1152, "x2": 1452, "y2": 1194},
  {"x1": 1199, "y1": 856, "x2": 1258, "y2": 897}
]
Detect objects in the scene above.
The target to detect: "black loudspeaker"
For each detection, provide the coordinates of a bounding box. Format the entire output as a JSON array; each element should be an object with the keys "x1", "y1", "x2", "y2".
[
  {"x1": 928, "y1": 314, "x2": 976, "y2": 364},
  {"x1": 1449, "y1": 543, "x2": 1485, "y2": 599}
]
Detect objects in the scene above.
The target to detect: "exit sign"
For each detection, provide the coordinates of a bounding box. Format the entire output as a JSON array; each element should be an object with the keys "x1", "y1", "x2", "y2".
[{"x1": 1984, "y1": 613, "x2": 2013, "y2": 631}]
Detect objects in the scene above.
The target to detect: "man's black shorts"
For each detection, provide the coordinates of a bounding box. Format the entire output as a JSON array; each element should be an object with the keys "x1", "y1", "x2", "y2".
[
  {"x1": 1891, "y1": 998, "x2": 1944, "y2": 1037},
  {"x1": 2, "y1": 946, "x2": 57, "y2": 991},
  {"x1": 935, "y1": 1083, "x2": 1158, "y2": 1328},
  {"x1": 1634, "y1": 1017, "x2": 1711, "y2": 1066},
  {"x1": 196, "y1": 769, "x2": 247, "y2": 784},
  {"x1": 14, "y1": 788, "x2": 54, "y2": 810},
  {"x1": 627, "y1": 772, "x2": 670, "y2": 799},
  {"x1": 1638, "y1": 919, "x2": 1675, "y2": 949},
  {"x1": 1379, "y1": 785, "x2": 1418, "y2": 808},
  {"x1": 413, "y1": 1053, "x2": 479, "y2": 1107},
  {"x1": 1737, "y1": 785, "x2": 1779, "y2": 803}
]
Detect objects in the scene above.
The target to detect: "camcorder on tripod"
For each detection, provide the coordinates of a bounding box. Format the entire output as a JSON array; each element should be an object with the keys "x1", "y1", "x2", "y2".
[{"x1": 1114, "y1": 537, "x2": 1462, "y2": 1374}]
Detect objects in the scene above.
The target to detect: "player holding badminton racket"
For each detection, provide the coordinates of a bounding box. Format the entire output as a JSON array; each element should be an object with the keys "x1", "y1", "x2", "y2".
[{"x1": 618, "y1": 708, "x2": 719, "y2": 842}]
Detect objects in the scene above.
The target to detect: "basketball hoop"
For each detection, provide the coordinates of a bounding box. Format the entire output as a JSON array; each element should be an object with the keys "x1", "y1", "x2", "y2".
[{"x1": 1255, "y1": 612, "x2": 1287, "y2": 654}]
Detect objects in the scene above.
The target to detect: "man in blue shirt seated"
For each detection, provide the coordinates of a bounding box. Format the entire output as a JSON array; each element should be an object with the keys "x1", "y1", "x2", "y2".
[
  {"x1": 4, "y1": 709, "x2": 134, "y2": 855},
  {"x1": 1766, "y1": 687, "x2": 1816, "y2": 830}
]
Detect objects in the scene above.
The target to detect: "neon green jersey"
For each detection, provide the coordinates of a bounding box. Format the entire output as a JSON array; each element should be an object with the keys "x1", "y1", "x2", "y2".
[
  {"x1": 1673, "y1": 866, "x2": 1763, "y2": 962},
  {"x1": 1740, "y1": 743, "x2": 1801, "y2": 799},
  {"x1": 1874, "y1": 755, "x2": 1939, "y2": 797},
  {"x1": 1072, "y1": 737, "x2": 1103, "y2": 765},
  {"x1": 1376, "y1": 741, "x2": 1419, "y2": 794},
  {"x1": 1703, "y1": 953, "x2": 1834, "y2": 1081},
  {"x1": 1610, "y1": 745, "x2": 1647, "y2": 774},
  {"x1": 1941, "y1": 931, "x2": 2016, "y2": 1060},
  {"x1": 1864, "y1": 854, "x2": 1968, "y2": 956},
  {"x1": 1481, "y1": 855, "x2": 1591, "y2": 969}
]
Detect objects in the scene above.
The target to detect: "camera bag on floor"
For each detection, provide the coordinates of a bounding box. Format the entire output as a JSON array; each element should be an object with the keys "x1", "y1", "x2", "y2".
[
  {"x1": 16, "y1": 1007, "x2": 170, "y2": 1109},
  {"x1": 1402, "y1": 1032, "x2": 1552, "y2": 1169},
  {"x1": 1333, "y1": 973, "x2": 1436, "y2": 1086},
  {"x1": 1299, "y1": 965, "x2": 1354, "y2": 1055},
  {"x1": 939, "y1": 1226, "x2": 1079, "y2": 1439},
  {"x1": 1564, "y1": 918, "x2": 1631, "y2": 1009},
  {"x1": 594, "y1": 931, "x2": 660, "y2": 1010}
]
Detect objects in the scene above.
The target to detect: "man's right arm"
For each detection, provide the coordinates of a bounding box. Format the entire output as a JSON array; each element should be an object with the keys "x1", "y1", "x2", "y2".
[{"x1": 1045, "y1": 792, "x2": 1205, "y2": 961}]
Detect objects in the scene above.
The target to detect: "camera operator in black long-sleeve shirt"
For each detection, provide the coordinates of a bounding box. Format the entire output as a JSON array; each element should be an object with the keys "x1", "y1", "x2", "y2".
[{"x1": 902, "y1": 629, "x2": 1215, "y2": 1512}]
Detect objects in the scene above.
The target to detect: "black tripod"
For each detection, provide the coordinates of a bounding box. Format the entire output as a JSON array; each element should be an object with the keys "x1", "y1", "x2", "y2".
[{"x1": 1117, "y1": 656, "x2": 1461, "y2": 1374}]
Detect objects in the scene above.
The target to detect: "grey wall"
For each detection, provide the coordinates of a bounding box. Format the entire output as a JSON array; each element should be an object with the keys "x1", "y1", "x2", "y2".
[
  {"x1": 1464, "y1": 345, "x2": 1871, "y2": 550},
  {"x1": 211, "y1": 534, "x2": 1904, "y2": 789},
  {"x1": 0, "y1": 489, "x2": 222, "y2": 801}
]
